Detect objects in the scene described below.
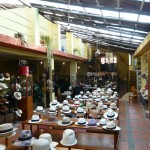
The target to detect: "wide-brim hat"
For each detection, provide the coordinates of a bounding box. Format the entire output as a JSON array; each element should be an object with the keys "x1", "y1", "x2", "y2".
[
  {"x1": 103, "y1": 112, "x2": 118, "y2": 119},
  {"x1": 102, "y1": 125, "x2": 121, "y2": 131},
  {"x1": 0, "y1": 128, "x2": 17, "y2": 137},
  {"x1": 50, "y1": 101, "x2": 60, "y2": 107},
  {"x1": 57, "y1": 120, "x2": 74, "y2": 126},
  {"x1": 14, "y1": 92, "x2": 22, "y2": 100},
  {"x1": 75, "y1": 121, "x2": 88, "y2": 126},
  {"x1": 15, "y1": 109, "x2": 22, "y2": 117},
  {"x1": 28, "y1": 119, "x2": 42, "y2": 123},
  {"x1": 4, "y1": 73, "x2": 10, "y2": 81},
  {"x1": 13, "y1": 137, "x2": 37, "y2": 146}
]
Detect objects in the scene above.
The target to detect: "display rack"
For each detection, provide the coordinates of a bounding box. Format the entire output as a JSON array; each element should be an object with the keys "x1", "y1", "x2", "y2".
[{"x1": 18, "y1": 74, "x2": 33, "y2": 121}]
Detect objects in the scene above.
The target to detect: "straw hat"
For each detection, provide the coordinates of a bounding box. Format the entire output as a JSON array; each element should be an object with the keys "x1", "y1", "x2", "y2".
[
  {"x1": 57, "y1": 117, "x2": 73, "y2": 126},
  {"x1": 28, "y1": 115, "x2": 42, "y2": 123},
  {"x1": 0, "y1": 144, "x2": 6, "y2": 150},
  {"x1": 39, "y1": 133, "x2": 58, "y2": 150},
  {"x1": 13, "y1": 130, "x2": 36, "y2": 146},
  {"x1": 14, "y1": 92, "x2": 22, "y2": 100},
  {"x1": 4, "y1": 73, "x2": 10, "y2": 81},
  {"x1": 32, "y1": 139, "x2": 50, "y2": 150},
  {"x1": 15, "y1": 109, "x2": 22, "y2": 117},
  {"x1": 0, "y1": 73, "x2": 4, "y2": 81},
  {"x1": 60, "y1": 129, "x2": 77, "y2": 146}
]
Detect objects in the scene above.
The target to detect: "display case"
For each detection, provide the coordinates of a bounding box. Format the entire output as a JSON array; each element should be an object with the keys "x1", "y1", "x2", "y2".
[{"x1": 18, "y1": 74, "x2": 33, "y2": 121}]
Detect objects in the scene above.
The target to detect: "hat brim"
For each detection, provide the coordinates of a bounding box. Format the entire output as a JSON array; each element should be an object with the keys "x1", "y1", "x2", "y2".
[
  {"x1": 50, "y1": 141, "x2": 58, "y2": 150},
  {"x1": 0, "y1": 77, "x2": 4, "y2": 81},
  {"x1": 0, "y1": 128, "x2": 17, "y2": 137},
  {"x1": 48, "y1": 111, "x2": 57, "y2": 114},
  {"x1": 50, "y1": 102, "x2": 60, "y2": 107},
  {"x1": 60, "y1": 110, "x2": 71, "y2": 114},
  {"x1": 60, "y1": 139, "x2": 77, "y2": 146},
  {"x1": 75, "y1": 111, "x2": 86, "y2": 114},
  {"x1": 4, "y1": 77, "x2": 10, "y2": 81},
  {"x1": 15, "y1": 111, "x2": 22, "y2": 117},
  {"x1": 34, "y1": 110, "x2": 45, "y2": 113},
  {"x1": 28, "y1": 119, "x2": 42, "y2": 123},
  {"x1": 12, "y1": 137, "x2": 37, "y2": 146},
  {"x1": 57, "y1": 120, "x2": 74, "y2": 126},
  {"x1": 14, "y1": 93, "x2": 22, "y2": 100},
  {"x1": 103, "y1": 112, "x2": 118, "y2": 119},
  {"x1": 102, "y1": 125, "x2": 121, "y2": 131}
]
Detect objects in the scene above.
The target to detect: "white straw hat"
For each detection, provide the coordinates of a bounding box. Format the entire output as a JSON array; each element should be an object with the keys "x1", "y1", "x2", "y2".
[
  {"x1": 28, "y1": 115, "x2": 42, "y2": 123},
  {"x1": 14, "y1": 92, "x2": 22, "y2": 100},
  {"x1": 39, "y1": 133, "x2": 58, "y2": 150},
  {"x1": 60, "y1": 129, "x2": 77, "y2": 146},
  {"x1": 15, "y1": 109, "x2": 22, "y2": 117},
  {"x1": 33, "y1": 139, "x2": 50, "y2": 150}
]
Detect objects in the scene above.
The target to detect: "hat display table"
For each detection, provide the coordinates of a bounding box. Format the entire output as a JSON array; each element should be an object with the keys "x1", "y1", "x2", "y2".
[{"x1": 21, "y1": 117, "x2": 120, "y2": 150}]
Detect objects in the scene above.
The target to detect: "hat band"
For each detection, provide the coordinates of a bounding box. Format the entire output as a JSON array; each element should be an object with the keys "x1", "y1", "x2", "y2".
[
  {"x1": 19, "y1": 136, "x2": 32, "y2": 141},
  {"x1": 107, "y1": 114, "x2": 115, "y2": 118},
  {"x1": 62, "y1": 109, "x2": 70, "y2": 112},
  {"x1": 0, "y1": 128, "x2": 13, "y2": 134},
  {"x1": 31, "y1": 119, "x2": 40, "y2": 122},
  {"x1": 52, "y1": 103, "x2": 57, "y2": 105}
]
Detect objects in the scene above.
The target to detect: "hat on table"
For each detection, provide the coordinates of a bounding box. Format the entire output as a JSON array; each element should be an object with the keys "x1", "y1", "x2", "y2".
[
  {"x1": 39, "y1": 133, "x2": 58, "y2": 150},
  {"x1": 60, "y1": 129, "x2": 77, "y2": 146},
  {"x1": 28, "y1": 115, "x2": 42, "y2": 123},
  {"x1": 32, "y1": 139, "x2": 50, "y2": 150},
  {"x1": 13, "y1": 130, "x2": 36, "y2": 146}
]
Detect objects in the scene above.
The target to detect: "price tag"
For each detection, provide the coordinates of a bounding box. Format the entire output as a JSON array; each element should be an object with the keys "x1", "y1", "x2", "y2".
[
  {"x1": 39, "y1": 125, "x2": 49, "y2": 130},
  {"x1": 74, "y1": 128, "x2": 86, "y2": 133}
]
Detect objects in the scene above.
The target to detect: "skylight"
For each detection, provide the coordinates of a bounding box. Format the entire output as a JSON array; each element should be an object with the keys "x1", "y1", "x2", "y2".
[
  {"x1": 132, "y1": 39, "x2": 142, "y2": 43},
  {"x1": 120, "y1": 12, "x2": 139, "y2": 22},
  {"x1": 101, "y1": 10, "x2": 119, "y2": 19},
  {"x1": 121, "y1": 33, "x2": 132, "y2": 38},
  {"x1": 69, "y1": 5, "x2": 85, "y2": 12},
  {"x1": 132, "y1": 36, "x2": 144, "y2": 40},
  {"x1": 0, "y1": 0, "x2": 23, "y2": 5},
  {"x1": 138, "y1": 15, "x2": 150, "y2": 23},
  {"x1": 84, "y1": 7, "x2": 101, "y2": 15}
]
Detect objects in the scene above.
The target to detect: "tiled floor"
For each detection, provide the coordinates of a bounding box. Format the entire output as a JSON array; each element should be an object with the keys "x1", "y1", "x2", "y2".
[
  {"x1": 0, "y1": 95, "x2": 150, "y2": 150},
  {"x1": 119, "y1": 96, "x2": 150, "y2": 150}
]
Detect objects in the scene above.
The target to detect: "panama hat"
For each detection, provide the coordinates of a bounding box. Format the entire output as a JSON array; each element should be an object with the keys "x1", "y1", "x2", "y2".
[
  {"x1": 61, "y1": 105, "x2": 71, "y2": 113},
  {"x1": 46, "y1": 79, "x2": 53, "y2": 86},
  {"x1": 4, "y1": 73, "x2": 10, "y2": 81},
  {"x1": 0, "y1": 123, "x2": 17, "y2": 137},
  {"x1": 34, "y1": 106, "x2": 45, "y2": 113},
  {"x1": 39, "y1": 133, "x2": 58, "y2": 150},
  {"x1": 15, "y1": 109, "x2": 22, "y2": 117},
  {"x1": 32, "y1": 139, "x2": 50, "y2": 150},
  {"x1": 57, "y1": 117, "x2": 73, "y2": 126},
  {"x1": 14, "y1": 92, "x2": 22, "y2": 100},
  {"x1": 28, "y1": 115, "x2": 42, "y2": 123},
  {"x1": 13, "y1": 130, "x2": 37, "y2": 146},
  {"x1": 60, "y1": 129, "x2": 77, "y2": 146}
]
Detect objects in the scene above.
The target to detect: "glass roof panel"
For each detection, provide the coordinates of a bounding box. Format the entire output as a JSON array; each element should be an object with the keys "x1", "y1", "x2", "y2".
[
  {"x1": 121, "y1": 33, "x2": 132, "y2": 38},
  {"x1": 132, "y1": 36, "x2": 144, "y2": 40},
  {"x1": 69, "y1": 5, "x2": 85, "y2": 12},
  {"x1": 0, "y1": 0, "x2": 23, "y2": 5},
  {"x1": 109, "y1": 31, "x2": 120, "y2": 36},
  {"x1": 132, "y1": 39, "x2": 142, "y2": 43},
  {"x1": 84, "y1": 7, "x2": 102, "y2": 15},
  {"x1": 135, "y1": 30, "x2": 148, "y2": 34},
  {"x1": 121, "y1": 27, "x2": 134, "y2": 32},
  {"x1": 138, "y1": 15, "x2": 150, "y2": 23},
  {"x1": 120, "y1": 12, "x2": 139, "y2": 21},
  {"x1": 101, "y1": 10, "x2": 119, "y2": 19}
]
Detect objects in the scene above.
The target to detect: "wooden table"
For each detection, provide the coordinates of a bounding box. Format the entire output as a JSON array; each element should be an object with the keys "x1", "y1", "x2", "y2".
[{"x1": 22, "y1": 117, "x2": 120, "y2": 150}]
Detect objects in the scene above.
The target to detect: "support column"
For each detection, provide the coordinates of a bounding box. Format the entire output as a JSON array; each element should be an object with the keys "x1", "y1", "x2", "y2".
[
  {"x1": 52, "y1": 23, "x2": 61, "y2": 50},
  {"x1": 66, "y1": 32, "x2": 73, "y2": 54},
  {"x1": 29, "y1": 8, "x2": 40, "y2": 45},
  {"x1": 70, "y1": 61, "x2": 77, "y2": 86}
]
